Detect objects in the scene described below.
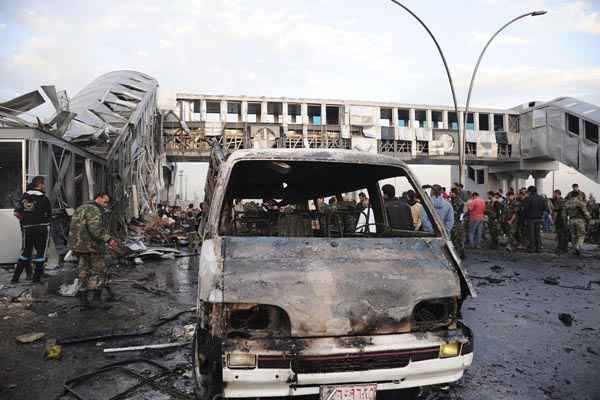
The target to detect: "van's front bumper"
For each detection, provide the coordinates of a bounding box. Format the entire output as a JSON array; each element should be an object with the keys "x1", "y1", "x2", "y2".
[{"x1": 221, "y1": 325, "x2": 473, "y2": 398}]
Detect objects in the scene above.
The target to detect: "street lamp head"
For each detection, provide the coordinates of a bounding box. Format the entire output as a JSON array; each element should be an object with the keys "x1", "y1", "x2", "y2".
[{"x1": 531, "y1": 10, "x2": 548, "y2": 16}]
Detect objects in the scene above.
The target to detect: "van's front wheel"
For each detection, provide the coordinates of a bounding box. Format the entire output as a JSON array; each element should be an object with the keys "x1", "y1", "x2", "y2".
[{"x1": 192, "y1": 326, "x2": 223, "y2": 400}]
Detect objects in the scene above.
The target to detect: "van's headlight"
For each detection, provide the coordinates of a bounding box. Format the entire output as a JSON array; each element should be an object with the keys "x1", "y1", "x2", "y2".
[
  {"x1": 439, "y1": 342, "x2": 460, "y2": 358},
  {"x1": 227, "y1": 353, "x2": 257, "y2": 369}
]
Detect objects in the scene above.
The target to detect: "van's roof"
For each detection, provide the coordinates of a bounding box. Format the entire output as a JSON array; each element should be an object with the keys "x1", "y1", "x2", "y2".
[{"x1": 224, "y1": 148, "x2": 409, "y2": 168}]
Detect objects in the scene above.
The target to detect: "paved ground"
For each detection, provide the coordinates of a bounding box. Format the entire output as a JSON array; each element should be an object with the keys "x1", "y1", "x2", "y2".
[{"x1": 1, "y1": 238, "x2": 599, "y2": 400}]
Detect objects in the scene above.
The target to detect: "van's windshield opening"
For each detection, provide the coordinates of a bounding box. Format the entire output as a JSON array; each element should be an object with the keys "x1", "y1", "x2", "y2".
[{"x1": 218, "y1": 160, "x2": 440, "y2": 238}]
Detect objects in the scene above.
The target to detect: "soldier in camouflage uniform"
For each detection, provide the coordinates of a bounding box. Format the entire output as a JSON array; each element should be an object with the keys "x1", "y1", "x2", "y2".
[
  {"x1": 69, "y1": 193, "x2": 118, "y2": 309},
  {"x1": 485, "y1": 192, "x2": 505, "y2": 249},
  {"x1": 450, "y1": 188, "x2": 466, "y2": 259},
  {"x1": 566, "y1": 188, "x2": 591, "y2": 256},
  {"x1": 551, "y1": 189, "x2": 569, "y2": 253},
  {"x1": 505, "y1": 191, "x2": 520, "y2": 252}
]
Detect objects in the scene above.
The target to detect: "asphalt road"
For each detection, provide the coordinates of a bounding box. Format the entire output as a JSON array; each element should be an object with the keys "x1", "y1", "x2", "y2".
[{"x1": 1, "y1": 240, "x2": 599, "y2": 400}]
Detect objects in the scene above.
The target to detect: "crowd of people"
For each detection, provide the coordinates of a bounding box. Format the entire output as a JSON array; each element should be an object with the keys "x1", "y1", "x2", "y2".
[{"x1": 156, "y1": 202, "x2": 204, "y2": 231}]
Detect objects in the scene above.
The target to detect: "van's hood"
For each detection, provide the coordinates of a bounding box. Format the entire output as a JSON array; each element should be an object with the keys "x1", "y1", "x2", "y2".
[{"x1": 222, "y1": 237, "x2": 464, "y2": 337}]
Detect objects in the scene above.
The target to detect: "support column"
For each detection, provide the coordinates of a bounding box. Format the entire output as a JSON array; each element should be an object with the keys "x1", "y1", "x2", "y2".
[
  {"x1": 532, "y1": 171, "x2": 550, "y2": 195},
  {"x1": 319, "y1": 104, "x2": 326, "y2": 126},
  {"x1": 301, "y1": 103, "x2": 308, "y2": 125},
  {"x1": 220, "y1": 100, "x2": 227, "y2": 123},
  {"x1": 200, "y1": 99, "x2": 207, "y2": 122},
  {"x1": 409, "y1": 108, "x2": 416, "y2": 128},
  {"x1": 503, "y1": 114, "x2": 509, "y2": 132},
  {"x1": 241, "y1": 101, "x2": 248, "y2": 123},
  {"x1": 426, "y1": 109, "x2": 432, "y2": 130},
  {"x1": 474, "y1": 113, "x2": 480, "y2": 131},
  {"x1": 488, "y1": 113, "x2": 494, "y2": 132},
  {"x1": 261, "y1": 101, "x2": 268, "y2": 123},
  {"x1": 392, "y1": 107, "x2": 399, "y2": 128},
  {"x1": 282, "y1": 102, "x2": 288, "y2": 134},
  {"x1": 442, "y1": 110, "x2": 449, "y2": 129}
]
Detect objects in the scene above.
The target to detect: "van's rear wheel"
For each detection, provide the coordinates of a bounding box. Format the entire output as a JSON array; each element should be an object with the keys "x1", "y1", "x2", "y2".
[{"x1": 192, "y1": 327, "x2": 223, "y2": 399}]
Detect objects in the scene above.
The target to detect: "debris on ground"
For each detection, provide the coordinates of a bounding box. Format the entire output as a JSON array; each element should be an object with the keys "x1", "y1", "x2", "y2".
[
  {"x1": 587, "y1": 347, "x2": 598, "y2": 356},
  {"x1": 558, "y1": 313, "x2": 574, "y2": 326},
  {"x1": 16, "y1": 332, "x2": 45, "y2": 344},
  {"x1": 490, "y1": 265, "x2": 504, "y2": 273},
  {"x1": 543, "y1": 276, "x2": 560, "y2": 285},
  {"x1": 172, "y1": 324, "x2": 195, "y2": 341},
  {"x1": 469, "y1": 274, "x2": 506, "y2": 284},
  {"x1": 131, "y1": 282, "x2": 170, "y2": 297},
  {"x1": 44, "y1": 340, "x2": 63, "y2": 360},
  {"x1": 58, "y1": 278, "x2": 80, "y2": 297},
  {"x1": 103, "y1": 341, "x2": 191, "y2": 353}
]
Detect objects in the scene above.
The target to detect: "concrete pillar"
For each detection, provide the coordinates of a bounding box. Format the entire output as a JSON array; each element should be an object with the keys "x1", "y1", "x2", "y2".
[
  {"x1": 503, "y1": 114, "x2": 509, "y2": 132},
  {"x1": 261, "y1": 101, "x2": 268, "y2": 123},
  {"x1": 488, "y1": 113, "x2": 494, "y2": 132},
  {"x1": 458, "y1": 111, "x2": 464, "y2": 132},
  {"x1": 200, "y1": 99, "x2": 207, "y2": 122},
  {"x1": 282, "y1": 102, "x2": 288, "y2": 127},
  {"x1": 241, "y1": 101, "x2": 248, "y2": 123},
  {"x1": 442, "y1": 110, "x2": 449, "y2": 129},
  {"x1": 532, "y1": 171, "x2": 550, "y2": 195},
  {"x1": 220, "y1": 100, "x2": 227, "y2": 123},
  {"x1": 321, "y1": 104, "x2": 327, "y2": 126},
  {"x1": 409, "y1": 108, "x2": 416, "y2": 128},
  {"x1": 426, "y1": 109, "x2": 432, "y2": 130},
  {"x1": 392, "y1": 107, "x2": 399, "y2": 127},
  {"x1": 474, "y1": 113, "x2": 480, "y2": 131},
  {"x1": 301, "y1": 103, "x2": 308, "y2": 125}
]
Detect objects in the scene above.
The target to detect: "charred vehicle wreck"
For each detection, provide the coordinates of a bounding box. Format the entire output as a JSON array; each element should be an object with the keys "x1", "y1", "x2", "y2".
[{"x1": 193, "y1": 147, "x2": 475, "y2": 399}]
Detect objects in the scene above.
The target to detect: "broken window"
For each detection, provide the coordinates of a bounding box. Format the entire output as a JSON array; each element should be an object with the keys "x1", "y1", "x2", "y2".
[
  {"x1": 466, "y1": 113, "x2": 475, "y2": 130},
  {"x1": 397, "y1": 109, "x2": 409, "y2": 128},
  {"x1": 206, "y1": 101, "x2": 220, "y2": 122},
  {"x1": 448, "y1": 112, "x2": 458, "y2": 130},
  {"x1": 567, "y1": 113, "x2": 580, "y2": 135},
  {"x1": 267, "y1": 102, "x2": 282, "y2": 123},
  {"x1": 227, "y1": 101, "x2": 241, "y2": 122},
  {"x1": 584, "y1": 120, "x2": 598, "y2": 143},
  {"x1": 219, "y1": 160, "x2": 437, "y2": 238},
  {"x1": 415, "y1": 110, "x2": 427, "y2": 128},
  {"x1": 477, "y1": 169, "x2": 485, "y2": 185},
  {"x1": 493, "y1": 114, "x2": 504, "y2": 131},
  {"x1": 326, "y1": 106, "x2": 340, "y2": 125},
  {"x1": 467, "y1": 166, "x2": 475, "y2": 181},
  {"x1": 509, "y1": 114, "x2": 520, "y2": 133},
  {"x1": 193, "y1": 100, "x2": 201, "y2": 114},
  {"x1": 308, "y1": 105, "x2": 321, "y2": 125},
  {"x1": 287, "y1": 103, "x2": 301, "y2": 124},
  {"x1": 0, "y1": 141, "x2": 24, "y2": 209},
  {"x1": 247, "y1": 102, "x2": 261, "y2": 123},
  {"x1": 479, "y1": 114, "x2": 489, "y2": 131},
  {"x1": 432, "y1": 111, "x2": 443, "y2": 129},
  {"x1": 380, "y1": 108, "x2": 393, "y2": 127}
]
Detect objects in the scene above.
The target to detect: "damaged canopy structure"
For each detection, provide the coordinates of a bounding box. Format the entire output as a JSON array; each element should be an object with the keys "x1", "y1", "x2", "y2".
[{"x1": 0, "y1": 71, "x2": 169, "y2": 240}]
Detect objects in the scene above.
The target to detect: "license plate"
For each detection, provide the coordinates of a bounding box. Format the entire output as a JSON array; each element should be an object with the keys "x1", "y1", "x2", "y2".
[{"x1": 320, "y1": 384, "x2": 377, "y2": 400}]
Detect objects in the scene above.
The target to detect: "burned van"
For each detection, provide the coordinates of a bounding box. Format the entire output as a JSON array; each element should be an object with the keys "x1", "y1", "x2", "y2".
[{"x1": 193, "y1": 147, "x2": 475, "y2": 399}]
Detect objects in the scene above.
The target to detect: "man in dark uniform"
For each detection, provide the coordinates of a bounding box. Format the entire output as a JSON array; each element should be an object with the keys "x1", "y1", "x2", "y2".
[
  {"x1": 12, "y1": 176, "x2": 52, "y2": 283},
  {"x1": 381, "y1": 184, "x2": 414, "y2": 231},
  {"x1": 523, "y1": 186, "x2": 547, "y2": 253},
  {"x1": 551, "y1": 189, "x2": 569, "y2": 253}
]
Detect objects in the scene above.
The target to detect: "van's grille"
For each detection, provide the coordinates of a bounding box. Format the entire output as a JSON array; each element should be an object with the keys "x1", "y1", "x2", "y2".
[{"x1": 289, "y1": 347, "x2": 440, "y2": 374}]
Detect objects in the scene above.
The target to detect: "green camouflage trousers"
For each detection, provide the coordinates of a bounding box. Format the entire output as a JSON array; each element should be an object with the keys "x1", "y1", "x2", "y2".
[
  {"x1": 77, "y1": 252, "x2": 107, "y2": 290},
  {"x1": 488, "y1": 221, "x2": 500, "y2": 248},
  {"x1": 451, "y1": 224, "x2": 465, "y2": 254},
  {"x1": 569, "y1": 219, "x2": 586, "y2": 251}
]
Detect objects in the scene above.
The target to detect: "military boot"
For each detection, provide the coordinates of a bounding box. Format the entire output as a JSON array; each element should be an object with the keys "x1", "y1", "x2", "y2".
[
  {"x1": 32, "y1": 262, "x2": 44, "y2": 284},
  {"x1": 11, "y1": 262, "x2": 26, "y2": 283}
]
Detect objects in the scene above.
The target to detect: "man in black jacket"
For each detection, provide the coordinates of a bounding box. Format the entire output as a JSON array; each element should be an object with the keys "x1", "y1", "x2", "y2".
[
  {"x1": 12, "y1": 176, "x2": 52, "y2": 283},
  {"x1": 523, "y1": 186, "x2": 547, "y2": 253},
  {"x1": 382, "y1": 184, "x2": 414, "y2": 231}
]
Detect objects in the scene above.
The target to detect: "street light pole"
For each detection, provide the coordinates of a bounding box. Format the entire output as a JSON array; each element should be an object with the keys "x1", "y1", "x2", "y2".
[
  {"x1": 462, "y1": 11, "x2": 547, "y2": 167},
  {"x1": 388, "y1": 0, "x2": 462, "y2": 183}
]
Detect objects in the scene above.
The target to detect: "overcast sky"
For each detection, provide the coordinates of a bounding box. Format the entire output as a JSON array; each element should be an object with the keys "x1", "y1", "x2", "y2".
[{"x1": 1, "y1": 0, "x2": 600, "y2": 198}]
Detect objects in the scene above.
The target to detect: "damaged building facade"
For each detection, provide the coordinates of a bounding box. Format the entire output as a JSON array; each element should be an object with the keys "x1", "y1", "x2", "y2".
[
  {"x1": 0, "y1": 70, "x2": 172, "y2": 262},
  {"x1": 169, "y1": 94, "x2": 600, "y2": 195}
]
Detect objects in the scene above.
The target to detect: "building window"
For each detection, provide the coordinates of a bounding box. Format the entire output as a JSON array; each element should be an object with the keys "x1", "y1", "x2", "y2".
[
  {"x1": 398, "y1": 109, "x2": 409, "y2": 128},
  {"x1": 509, "y1": 114, "x2": 520, "y2": 132},
  {"x1": 287, "y1": 103, "x2": 301, "y2": 124},
  {"x1": 432, "y1": 111, "x2": 443, "y2": 129},
  {"x1": 247, "y1": 102, "x2": 261, "y2": 123},
  {"x1": 449, "y1": 112, "x2": 458, "y2": 130},
  {"x1": 193, "y1": 100, "x2": 201, "y2": 113},
  {"x1": 466, "y1": 142, "x2": 476, "y2": 155},
  {"x1": 585, "y1": 120, "x2": 598, "y2": 143},
  {"x1": 493, "y1": 114, "x2": 504, "y2": 131},
  {"x1": 476, "y1": 169, "x2": 485, "y2": 184},
  {"x1": 467, "y1": 166, "x2": 475, "y2": 181},
  {"x1": 466, "y1": 113, "x2": 475, "y2": 130},
  {"x1": 206, "y1": 101, "x2": 220, "y2": 114},
  {"x1": 308, "y1": 105, "x2": 321, "y2": 125},
  {"x1": 567, "y1": 113, "x2": 580, "y2": 135},
  {"x1": 380, "y1": 108, "x2": 393, "y2": 127},
  {"x1": 326, "y1": 106, "x2": 340, "y2": 125},
  {"x1": 415, "y1": 110, "x2": 427, "y2": 128},
  {"x1": 479, "y1": 114, "x2": 489, "y2": 130}
]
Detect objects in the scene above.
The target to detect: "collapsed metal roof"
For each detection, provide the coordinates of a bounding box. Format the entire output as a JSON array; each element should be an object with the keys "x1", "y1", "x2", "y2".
[{"x1": 63, "y1": 70, "x2": 159, "y2": 157}]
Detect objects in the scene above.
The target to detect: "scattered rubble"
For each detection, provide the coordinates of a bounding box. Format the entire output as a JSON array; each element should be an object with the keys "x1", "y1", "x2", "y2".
[
  {"x1": 558, "y1": 313, "x2": 574, "y2": 327},
  {"x1": 16, "y1": 332, "x2": 45, "y2": 344}
]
